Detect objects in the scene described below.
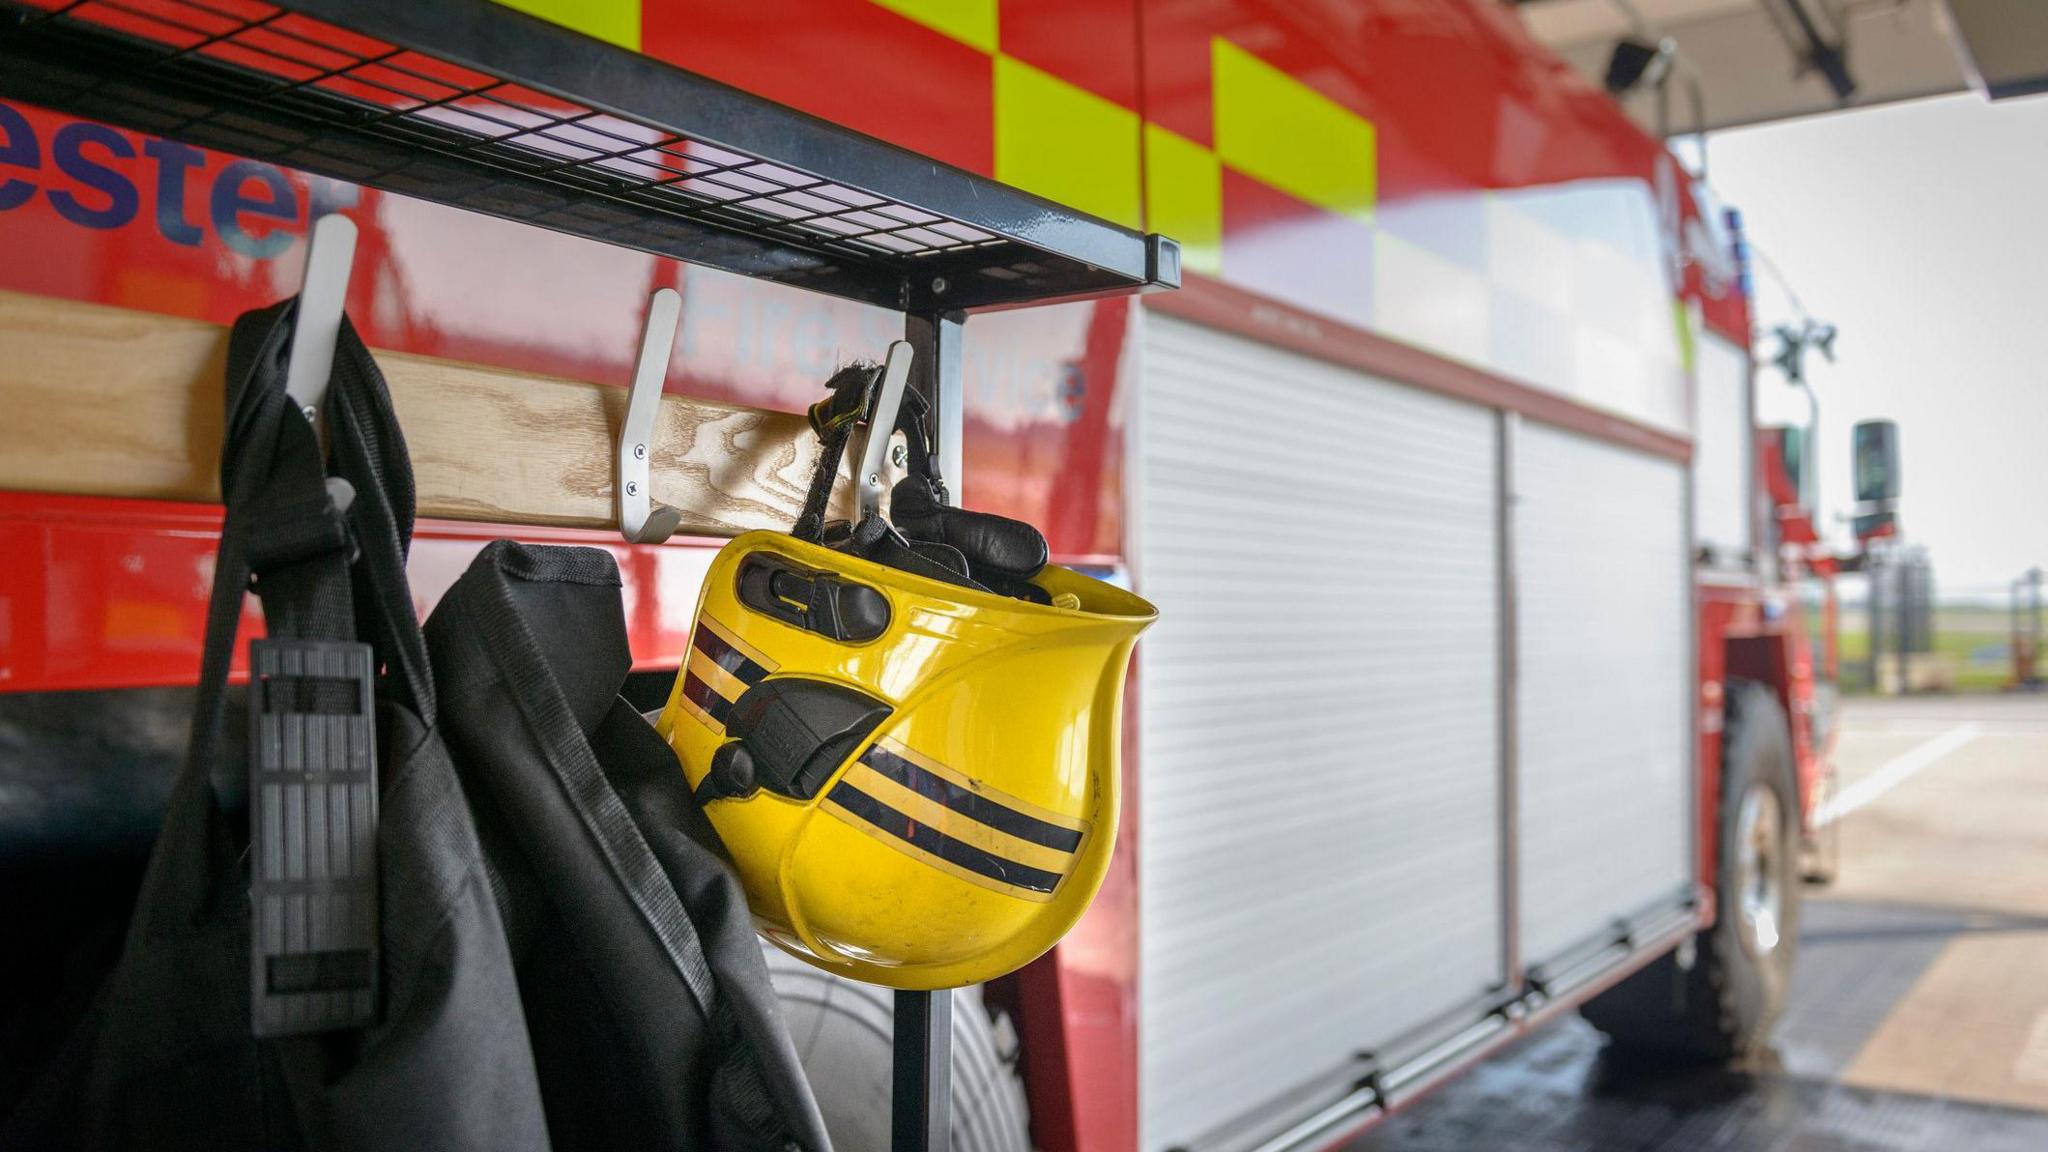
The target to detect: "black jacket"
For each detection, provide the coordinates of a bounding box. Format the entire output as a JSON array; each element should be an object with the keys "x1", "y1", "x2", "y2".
[
  {"x1": 425, "y1": 540, "x2": 830, "y2": 1152},
  {"x1": 3, "y1": 301, "x2": 828, "y2": 1152},
  {"x1": 2, "y1": 301, "x2": 549, "y2": 1152}
]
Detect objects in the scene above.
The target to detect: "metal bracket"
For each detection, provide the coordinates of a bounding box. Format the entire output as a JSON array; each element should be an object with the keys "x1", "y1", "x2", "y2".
[
  {"x1": 618, "y1": 287, "x2": 685, "y2": 544},
  {"x1": 854, "y1": 340, "x2": 914, "y2": 521}
]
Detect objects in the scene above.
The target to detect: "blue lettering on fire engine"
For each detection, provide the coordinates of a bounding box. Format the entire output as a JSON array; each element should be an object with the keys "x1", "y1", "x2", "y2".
[
  {"x1": 212, "y1": 159, "x2": 297, "y2": 258},
  {"x1": 0, "y1": 103, "x2": 37, "y2": 212},
  {"x1": 48, "y1": 122, "x2": 138, "y2": 229},
  {"x1": 0, "y1": 100, "x2": 353, "y2": 255},
  {"x1": 144, "y1": 137, "x2": 206, "y2": 246}
]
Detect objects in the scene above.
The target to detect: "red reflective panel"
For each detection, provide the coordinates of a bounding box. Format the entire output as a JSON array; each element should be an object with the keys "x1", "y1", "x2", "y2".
[
  {"x1": 999, "y1": 0, "x2": 1141, "y2": 110},
  {"x1": 639, "y1": 0, "x2": 993, "y2": 176},
  {"x1": 1220, "y1": 170, "x2": 1373, "y2": 330},
  {"x1": 0, "y1": 494, "x2": 717, "y2": 694}
]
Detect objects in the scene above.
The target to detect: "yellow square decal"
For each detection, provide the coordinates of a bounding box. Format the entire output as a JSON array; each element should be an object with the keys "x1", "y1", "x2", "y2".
[
  {"x1": 1144, "y1": 124, "x2": 1221, "y2": 276},
  {"x1": 994, "y1": 55, "x2": 1142, "y2": 229},
  {"x1": 492, "y1": 0, "x2": 640, "y2": 50},
  {"x1": 869, "y1": 0, "x2": 998, "y2": 53},
  {"x1": 1212, "y1": 38, "x2": 1375, "y2": 221}
]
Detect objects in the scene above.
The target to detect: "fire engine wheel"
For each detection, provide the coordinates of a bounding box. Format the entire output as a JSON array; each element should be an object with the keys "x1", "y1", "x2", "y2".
[
  {"x1": 1580, "y1": 679, "x2": 1802, "y2": 1062},
  {"x1": 759, "y1": 942, "x2": 1033, "y2": 1152}
]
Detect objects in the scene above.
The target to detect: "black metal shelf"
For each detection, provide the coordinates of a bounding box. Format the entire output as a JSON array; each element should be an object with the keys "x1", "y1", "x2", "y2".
[
  {"x1": 0, "y1": 12, "x2": 1173, "y2": 1151},
  {"x1": 0, "y1": 0, "x2": 1179, "y2": 312}
]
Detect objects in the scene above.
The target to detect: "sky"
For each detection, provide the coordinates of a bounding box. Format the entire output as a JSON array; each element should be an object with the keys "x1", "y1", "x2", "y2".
[{"x1": 1705, "y1": 91, "x2": 2048, "y2": 598}]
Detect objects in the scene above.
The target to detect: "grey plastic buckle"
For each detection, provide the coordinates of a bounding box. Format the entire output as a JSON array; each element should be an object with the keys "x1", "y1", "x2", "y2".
[{"x1": 248, "y1": 638, "x2": 379, "y2": 1036}]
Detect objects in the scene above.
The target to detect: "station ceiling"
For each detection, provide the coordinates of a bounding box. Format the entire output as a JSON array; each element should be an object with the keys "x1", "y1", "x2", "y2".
[{"x1": 1515, "y1": 0, "x2": 2048, "y2": 135}]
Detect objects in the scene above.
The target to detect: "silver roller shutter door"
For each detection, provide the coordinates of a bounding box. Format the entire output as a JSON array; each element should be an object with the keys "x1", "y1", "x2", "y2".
[
  {"x1": 1513, "y1": 422, "x2": 1692, "y2": 966},
  {"x1": 1692, "y1": 332, "x2": 1755, "y2": 566},
  {"x1": 1135, "y1": 314, "x2": 1503, "y2": 1152}
]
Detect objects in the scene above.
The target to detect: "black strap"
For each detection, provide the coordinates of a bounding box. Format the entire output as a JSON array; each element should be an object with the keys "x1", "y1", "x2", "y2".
[
  {"x1": 449, "y1": 541, "x2": 802, "y2": 1144},
  {"x1": 786, "y1": 358, "x2": 1064, "y2": 608},
  {"x1": 793, "y1": 362, "x2": 881, "y2": 542},
  {"x1": 888, "y1": 384, "x2": 937, "y2": 495},
  {"x1": 792, "y1": 361, "x2": 951, "y2": 541},
  {"x1": 128, "y1": 297, "x2": 429, "y2": 936},
  {"x1": 322, "y1": 309, "x2": 433, "y2": 718}
]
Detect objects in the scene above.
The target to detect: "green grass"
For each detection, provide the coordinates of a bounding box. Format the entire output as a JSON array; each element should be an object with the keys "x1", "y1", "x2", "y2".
[{"x1": 1838, "y1": 606, "x2": 2036, "y2": 694}]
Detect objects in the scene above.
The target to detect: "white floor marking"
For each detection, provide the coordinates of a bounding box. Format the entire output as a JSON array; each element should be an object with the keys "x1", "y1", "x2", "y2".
[
  {"x1": 2015, "y1": 1011, "x2": 2048, "y2": 1086},
  {"x1": 1812, "y1": 722, "x2": 1983, "y2": 828}
]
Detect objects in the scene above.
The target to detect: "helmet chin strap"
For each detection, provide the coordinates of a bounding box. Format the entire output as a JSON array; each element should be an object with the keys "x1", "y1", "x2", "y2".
[
  {"x1": 791, "y1": 355, "x2": 1050, "y2": 603},
  {"x1": 792, "y1": 361, "x2": 883, "y2": 544}
]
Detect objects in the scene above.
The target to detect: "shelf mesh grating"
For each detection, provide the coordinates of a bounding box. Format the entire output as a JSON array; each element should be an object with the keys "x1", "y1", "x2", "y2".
[{"x1": 0, "y1": 0, "x2": 1109, "y2": 305}]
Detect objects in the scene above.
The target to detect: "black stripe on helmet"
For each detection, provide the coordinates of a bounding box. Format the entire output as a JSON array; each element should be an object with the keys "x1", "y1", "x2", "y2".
[
  {"x1": 681, "y1": 670, "x2": 734, "y2": 727},
  {"x1": 860, "y1": 744, "x2": 1083, "y2": 854},
  {"x1": 692, "y1": 622, "x2": 769, "y2": 686},
  {"x1": 827, "y1": 782, "x2": 1063, "y2": 894}
]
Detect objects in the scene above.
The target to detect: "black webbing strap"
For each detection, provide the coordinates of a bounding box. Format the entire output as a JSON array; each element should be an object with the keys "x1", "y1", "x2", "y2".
[
  {"x1": 793, "y1": 362, "x2": 880, "y2": 543},
  {"x1": 214, "y1": 299, "x2": 431, "y2": 774},
  {"x1": 321, "y1": 308, "x2": 433, "y2": 719},
  {"x1": 793, "y1": 361, "x2": 947, "y2": 543},
  {"x1": 190, "y1": 302, "x2": 353, "y2": 806},
  {"x1": 454, "y1": 547, "x2": 787, "y2": 1137},
  {"x1": 892, "y1": 386, "x2": 939, "y2": 497},
  {"x1": 128, "y1": 297, "x2": 429, "y2": 938},
  {"x1": 791, "y1": 412, "x2": 860, "y2": 544}
]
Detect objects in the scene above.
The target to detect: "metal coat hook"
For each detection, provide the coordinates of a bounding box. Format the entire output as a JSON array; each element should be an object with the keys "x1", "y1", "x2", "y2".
[
  {"x1": 285, "y1": 213, "x2": 358, "y2": 439},
  {"x1": 854, "y1": 340, "x2": 914, "y2": 521},
  {"x1": 285, "y1": 213, "x2": 358, "y2": 513},
  {"x1": 618, "y1": 287, "x2": 685, "y2": 544}
]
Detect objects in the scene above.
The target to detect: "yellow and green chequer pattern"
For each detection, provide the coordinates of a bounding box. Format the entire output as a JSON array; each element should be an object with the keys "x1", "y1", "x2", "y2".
[
  {"x1": 486, "y1": 0, "x2": 1689, "y2": 437},
  {"x1": 486, "y1": 0, "x2": 1380, "y2": 281}
]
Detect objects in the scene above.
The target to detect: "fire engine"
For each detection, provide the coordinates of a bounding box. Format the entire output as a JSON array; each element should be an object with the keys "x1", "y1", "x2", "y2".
[{"x1": 0, "y1": 3, "x2": 1885, "y2": 1152}]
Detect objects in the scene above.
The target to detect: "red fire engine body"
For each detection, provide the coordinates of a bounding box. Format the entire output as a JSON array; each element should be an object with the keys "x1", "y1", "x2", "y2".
[{"x1": 0, "y1": 3, "x2": 1836, "y2": 1151}]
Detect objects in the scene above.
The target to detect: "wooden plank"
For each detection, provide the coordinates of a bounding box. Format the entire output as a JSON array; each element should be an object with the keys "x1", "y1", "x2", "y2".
[{"x1": 0, "y1": 290, "x2": 860, "y2": 535}]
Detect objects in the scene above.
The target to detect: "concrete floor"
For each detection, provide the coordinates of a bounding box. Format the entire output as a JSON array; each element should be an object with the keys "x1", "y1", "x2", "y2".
[{"x1": 1352, "y1": 694, "x2": 2048, "y2": 1151}]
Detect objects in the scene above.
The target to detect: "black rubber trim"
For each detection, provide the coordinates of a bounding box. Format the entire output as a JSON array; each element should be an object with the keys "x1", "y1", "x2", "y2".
[
  {"x1": 735, "y1": 553, "x2": 892, "y2": 643},
  {"x1": 861, "y1": 745, "x2": 1082, "y2": 853},
  {"x1": 826, "y1": 782, "x2": 1062, "y2": 894}
]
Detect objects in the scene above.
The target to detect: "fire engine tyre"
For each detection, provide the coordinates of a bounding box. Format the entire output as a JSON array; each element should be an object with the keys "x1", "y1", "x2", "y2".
[
  {"x1": 1580, "y1": 679, "x2": 1802, "y2": 1063},
  {"x1": 759, "y1": 941, "x2": 1033, "y2": 1152}
]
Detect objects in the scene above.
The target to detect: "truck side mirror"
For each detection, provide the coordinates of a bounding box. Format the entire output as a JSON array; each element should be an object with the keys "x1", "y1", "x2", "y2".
[
  {"x1": 1852, "y1": 420, "x2": 1899, "y2": 504},
  {"x1": 1780, "y1": 425, "x2": 1811, "y2": 510},
  {"x1": 1852, "y1": 419, "x2": 1899, "y2": 543}
]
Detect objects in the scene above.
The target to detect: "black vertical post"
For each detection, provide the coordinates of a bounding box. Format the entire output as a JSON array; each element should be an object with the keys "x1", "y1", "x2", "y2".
[
  {"x1": 893, "y1": 989, "x2": 953, "y2": 1152},
  {"x1": 906, "y1": 309, "x2": 967, "y2": 495},
  {"x1": 893, "y1": 302, "x2": 963, "y2": 1152}
]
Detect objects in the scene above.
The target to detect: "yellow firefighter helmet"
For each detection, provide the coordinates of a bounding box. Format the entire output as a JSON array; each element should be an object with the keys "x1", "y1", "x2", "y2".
[{"x1": 655, "y1": 359, "x2": 1154, "y2": 989}]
